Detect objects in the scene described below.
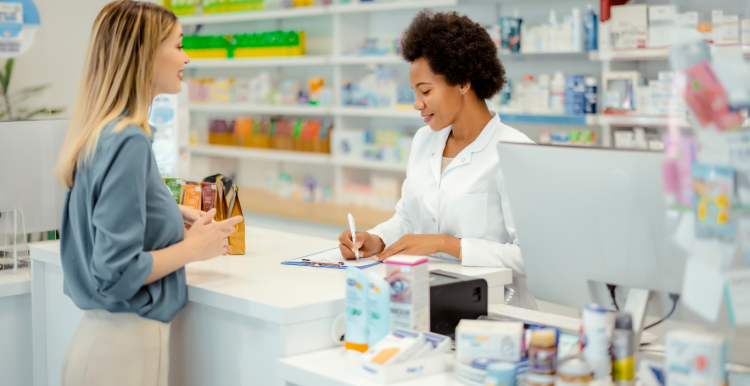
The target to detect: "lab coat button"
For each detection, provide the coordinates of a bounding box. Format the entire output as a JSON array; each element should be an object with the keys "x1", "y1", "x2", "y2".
[{"x1": 461, "y1": 158, "x2": 465, "y2": 162}]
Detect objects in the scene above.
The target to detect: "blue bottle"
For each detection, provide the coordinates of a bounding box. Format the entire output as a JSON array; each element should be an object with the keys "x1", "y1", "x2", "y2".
[{"x1": 584, "y1": 5, "x2": 598, "y2": 51}]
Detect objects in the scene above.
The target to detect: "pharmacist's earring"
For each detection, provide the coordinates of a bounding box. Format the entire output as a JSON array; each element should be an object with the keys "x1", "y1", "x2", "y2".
[{"x1": 461, "y1": 91, "x2": 465, "y2": 96}]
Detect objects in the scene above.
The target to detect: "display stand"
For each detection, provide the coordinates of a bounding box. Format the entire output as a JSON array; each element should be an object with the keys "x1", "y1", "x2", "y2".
[{"x1": 0, "y1": 207, "x2": 28, "y2": 273}]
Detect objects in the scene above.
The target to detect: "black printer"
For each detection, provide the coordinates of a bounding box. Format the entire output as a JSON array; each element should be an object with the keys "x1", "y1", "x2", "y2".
[{"x1": 429, "y1": 270, "x2": 488, "y2": 337}]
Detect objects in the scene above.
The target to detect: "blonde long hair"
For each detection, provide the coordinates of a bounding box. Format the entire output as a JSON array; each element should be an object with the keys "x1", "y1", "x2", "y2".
[{"x1": 55, "y1": 0, "x2": 177, "y2": 190}]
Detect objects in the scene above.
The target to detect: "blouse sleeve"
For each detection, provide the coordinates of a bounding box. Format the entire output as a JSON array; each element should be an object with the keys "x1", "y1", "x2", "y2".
[
  {"x1": 460, "y1": 175, "x2": 526, "y2": 277},
  {"x1": 89, "y1": 135, "x2": 154, "y2": 301}
]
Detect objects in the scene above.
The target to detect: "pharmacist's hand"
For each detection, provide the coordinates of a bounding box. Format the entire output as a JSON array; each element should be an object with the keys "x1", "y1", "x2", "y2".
[
  {"x1": 184, "y1": 208, "x2": 244, "y2": 261},
  {"x1": 179, "y1": 205, "x2": 205, "y2": 230},
  {"x1": 338, "y1": 231, "x2": 385, "y2": 260},
  {"x1": 374, "y1": 234, "x2": 442, "y2": 262}
]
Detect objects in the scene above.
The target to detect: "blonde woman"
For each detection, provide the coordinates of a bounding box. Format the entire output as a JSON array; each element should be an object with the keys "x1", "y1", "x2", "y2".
[{"x1": 54, "y1": 1, "x2": 243, "y2": 384}]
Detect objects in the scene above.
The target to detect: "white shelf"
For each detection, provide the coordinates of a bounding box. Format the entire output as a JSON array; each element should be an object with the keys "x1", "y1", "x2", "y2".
[
  {"x1": 190, "y1": 145, "x2": 409, "y2": 172},
  {"x1": 589, "y1": 48, "x2": 670, "y2": 61},
  {"x1": 186, "y1": 56, "x2": 328, "y2": 68},
  {"x1": 332, "y1": 158, "x2": 407, "y2": 172},
  {"x1": 190, "y1": 145, "x2": 332, "y2": 165},
  {"x1": 179, "y1": 0, "x2": 457, "y2": 25},
  {"x1": 329, "y1": 0, "x2": 457, "y2": 13},
  {"x1": 189, "y1": 103, "x2": 333, "y2": 116},
  {"x1": 332, "y1": 55, "x2": 405, "y2": 65},
  {"x1": 597, "y1": 114, "x2": 690, "y2": 128},
  {"x1": 179, "y1": 6, "x2": 327, "y2": 25},
  {"x1": 332, "y1": 107, "x2": 420, "y2": 118}
]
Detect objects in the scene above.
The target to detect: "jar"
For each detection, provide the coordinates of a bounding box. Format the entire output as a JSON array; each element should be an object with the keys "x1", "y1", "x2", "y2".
[
  {"x1": 556, "y1": 358, "x2": 594, "y2": 386},
  {"x1": 526, "y1": 373, "x2": 556, "y2": 386},
  {"x1": 529, "y1": 328, "x2": 558, "y2": 375},
  {"x1": 485, "y1": 362, "x2": 516, "y2": 386}
]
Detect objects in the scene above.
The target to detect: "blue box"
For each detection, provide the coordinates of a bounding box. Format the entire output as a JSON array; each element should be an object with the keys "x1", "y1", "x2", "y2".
[{"x1": 565, "y1": 75, "x2": 586, "y2": 115}]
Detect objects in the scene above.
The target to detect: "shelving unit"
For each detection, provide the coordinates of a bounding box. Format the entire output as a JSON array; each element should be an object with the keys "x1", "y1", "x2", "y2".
[{"x1": 182, "y1": 0, "x2": 744, "y2": 223}]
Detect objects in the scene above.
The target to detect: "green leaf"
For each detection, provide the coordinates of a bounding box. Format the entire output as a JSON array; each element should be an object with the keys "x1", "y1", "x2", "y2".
[{"x1": 3, "y1": 58, "x2": 14, "y2": 91}]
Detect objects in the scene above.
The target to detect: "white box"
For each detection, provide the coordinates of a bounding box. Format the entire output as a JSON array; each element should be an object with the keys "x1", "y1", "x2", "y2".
[
  {"x1": 720, "y1": 15, "x2": 740, "y2": 45},
  {"x1": 455, "y1": 320, "x2": 524, "y2": 362},
  {"x1": 676, "y1": 12, "x2": 699, "y2": 29},
  {"x1": 648, "y1": 6, "x2": 676, "y2": 48},
  {"x1": 611, "y1": 4, "x2": 648, "y2": 49},
  {"x1": 386, "y1": 256, "x2": 430, "y2": 332},
  {"x1": 743, "y1": 19, "x2": 750, "y2": 45},
  {"x1": 665, "y1": 330, "x2": 727, "y2": 386},
  {"x1": 358, "y1": 353, "x2": 449, "y2": 383},
  {"x1": 649, "y1": 5, "x2": 677, "y2": 23}
]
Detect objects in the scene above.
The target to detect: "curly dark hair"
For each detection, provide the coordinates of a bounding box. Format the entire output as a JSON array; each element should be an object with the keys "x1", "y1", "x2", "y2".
[{"x1": 401, "y1": 10, "x2": 506, "y2": 100}]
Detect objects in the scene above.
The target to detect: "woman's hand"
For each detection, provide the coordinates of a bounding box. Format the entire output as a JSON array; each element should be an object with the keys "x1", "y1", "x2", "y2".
[
  {"x1": 374, "y1": 234, "x2": 460, "y2": 262},
  {"x1": 338, "y1": 231, "x2": 385, "y2": 260},
  {"x1": 179, "y1": 205, "x2": 204, "y2": 230},
  {"x1": 183, "y1": 208, "x2": 244, "y2": 261}
]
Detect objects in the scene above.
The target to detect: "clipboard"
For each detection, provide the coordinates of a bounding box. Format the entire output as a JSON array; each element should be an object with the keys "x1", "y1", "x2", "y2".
[{"x1": 281, "y1": 248, "x2": 382, "y2": 270}]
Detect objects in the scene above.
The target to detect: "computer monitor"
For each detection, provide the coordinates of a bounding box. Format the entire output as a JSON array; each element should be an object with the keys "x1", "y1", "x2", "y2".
[{"x1": 497, "y1": 142, "x2": 749, "y2": 365}]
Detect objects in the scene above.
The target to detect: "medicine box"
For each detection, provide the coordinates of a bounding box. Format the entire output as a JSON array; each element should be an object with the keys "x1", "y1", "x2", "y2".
[
  {"x1": 358, "y1": 353, "x2": 449, "y2": 383},
  {"x1": 610, "y1": 4, "x2": 648, "y2": 49},
  {"x1": 648, "y1": 5, "x2": 677, "y2": 48},
  {"x1": 455, "y1": 320, "x2": 524, "y2": 362},
  {"x1": 386, "y1": 256, "x2": 430, "y2": 332},
  {"x1": 665, "y1": 330, "x2": 727, "y2": 386}
]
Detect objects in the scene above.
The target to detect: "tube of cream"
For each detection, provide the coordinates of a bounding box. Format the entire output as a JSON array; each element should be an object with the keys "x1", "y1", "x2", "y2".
[
  {"x1": 367, "y1": 272, "x2": 391, "y2": 347},
  {"x1": 345, "y1": 267, "x2": 369, "y2": 353}
]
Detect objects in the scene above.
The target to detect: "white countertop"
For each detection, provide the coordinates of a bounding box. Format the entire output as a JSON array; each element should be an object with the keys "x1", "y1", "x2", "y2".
[
  {"x1": 277, "y1": 347, "x2": 461, "y2": 386},
  {"x1": 29, "y1": 227, "x2": 513, "y2": 325},
  {"x1": 0, "y1": 267, "x2": 31, "y2": 298}
]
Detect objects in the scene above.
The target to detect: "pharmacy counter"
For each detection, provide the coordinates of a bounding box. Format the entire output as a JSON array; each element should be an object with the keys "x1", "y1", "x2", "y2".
[
  {"x1": 29, "y1": 227, "x2": 512, "y2": 386},
  {"x1": 0, "y1": 266, "x2": 33, "y2": 386}
]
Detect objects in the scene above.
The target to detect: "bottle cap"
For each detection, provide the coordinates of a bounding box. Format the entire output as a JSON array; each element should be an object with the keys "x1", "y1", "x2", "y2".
[
  {"x1": 486, "y1": 361, "x2": 517, "y2": 376},
  {"x1": 531, "y1": 328, "x2": 557, "y2": 346},
  {"x1": 557, "y1": 358, "x2": 593, "y2": 377},
  {"x1": 615, "y1": 312, "x2": 633, "y2": 331}
]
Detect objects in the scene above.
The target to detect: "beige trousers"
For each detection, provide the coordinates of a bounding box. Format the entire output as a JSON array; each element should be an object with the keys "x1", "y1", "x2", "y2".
[{"x1": 61, "y1": 309, "x2": 171, "y2": 386}]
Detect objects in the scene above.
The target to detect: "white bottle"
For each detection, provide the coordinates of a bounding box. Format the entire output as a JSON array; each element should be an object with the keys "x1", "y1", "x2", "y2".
[
  {"x1": 537, "y1": 74, "x2": 551, "y2": 114},
  {"x1": 512, "y1": 81, "x2": 525, "y2": 113},
  {"x1": 548, "y1": 10, "x2": 558, "y2": 53},
  {"x1": 550, "y1": 71, "x2": 566, "y2": 114},
  {"x1": 571, "y1": 8, "x2": 583, "y2": 52},
  {"x1": 559, "y1": 14, "x2": 572, "y2": 53},
  {"x1": 523, "y1": 74, "x2": 537, "y2": 113}
]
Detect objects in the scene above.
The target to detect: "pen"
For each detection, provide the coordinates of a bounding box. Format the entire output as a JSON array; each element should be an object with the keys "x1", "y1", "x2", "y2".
[{"x1": 348, "y1": 213, "x2": 359, "y2": 262}]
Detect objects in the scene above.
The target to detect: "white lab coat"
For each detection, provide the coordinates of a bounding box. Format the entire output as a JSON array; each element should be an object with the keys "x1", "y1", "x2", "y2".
[{"x1": 369, "y1": 113, "x2": 538, "y2": 310}]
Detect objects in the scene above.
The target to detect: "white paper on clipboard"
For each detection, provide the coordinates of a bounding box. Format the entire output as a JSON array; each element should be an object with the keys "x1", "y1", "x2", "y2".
[{"x1": 285, "y1": 248, "x2": 380, "y2": 268}]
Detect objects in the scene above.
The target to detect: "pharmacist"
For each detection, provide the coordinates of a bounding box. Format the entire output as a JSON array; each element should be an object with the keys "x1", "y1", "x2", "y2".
[{"x1": 338, "y1": 10, "x2": 537, "y2": 310}]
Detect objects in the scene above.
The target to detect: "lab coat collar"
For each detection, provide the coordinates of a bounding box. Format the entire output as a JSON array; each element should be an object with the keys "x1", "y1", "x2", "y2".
[{"x1": 430, "y1": 112, "x2": 500, "y2": 182}]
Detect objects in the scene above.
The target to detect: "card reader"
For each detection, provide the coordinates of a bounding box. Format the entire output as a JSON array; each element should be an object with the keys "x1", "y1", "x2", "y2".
[{"x1": 429, "y1": 270, "x2": 488, "y2": 337}]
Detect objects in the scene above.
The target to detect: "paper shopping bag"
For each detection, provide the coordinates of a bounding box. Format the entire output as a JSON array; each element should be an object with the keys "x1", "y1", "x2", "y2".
[{"x1": 213, "y1": 179, "x2": 245, "y2": 255}]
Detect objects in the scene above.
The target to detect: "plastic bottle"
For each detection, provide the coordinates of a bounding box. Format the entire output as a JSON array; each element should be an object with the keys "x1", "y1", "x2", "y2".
[
  {"x1": 345, "y1": 267, "x2": 369, "y2": 353},
  {"x1": 550, "y1": 71, "x2": 565, "y2": 114},
  {"x1": 612, "y1": 312, "x2": 635, "y2": 386},
  {"x1": 537, "y1": 73, "x2": 551, "y2": 114},
  {"x1": 584, "y1": 4, "x2": 598, "y2": 51},
  {"x1": 529, "y1": 328, "x2": 557, "y2": 374},
  {"x1": 582, "y1": 304, "x2": 611, "y2": 380},
  {"x1": 557, "y1": 358, "x2": 594, "y2": 385},
  {"x1": 548, "y1": 10, "x2": 558, "y2": 53},
  {"x1": 571, "y1": 7, "x2": 583, "y2": 52},
  {"x1": 485, "y1": 362, "x2": 516, "y2": 386},
  {"x1": 366, "y1": 272, "x2": 391, "y2": 347},
  {"x1": 512, "y1": 80, "x2": 525, "y2": 113},
  {"x1": 584, "y1": 76, "x2": 597, "y2": 114},
  {"x1": 523, "y1": 74, "x2": 537, "y2": 114}
]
